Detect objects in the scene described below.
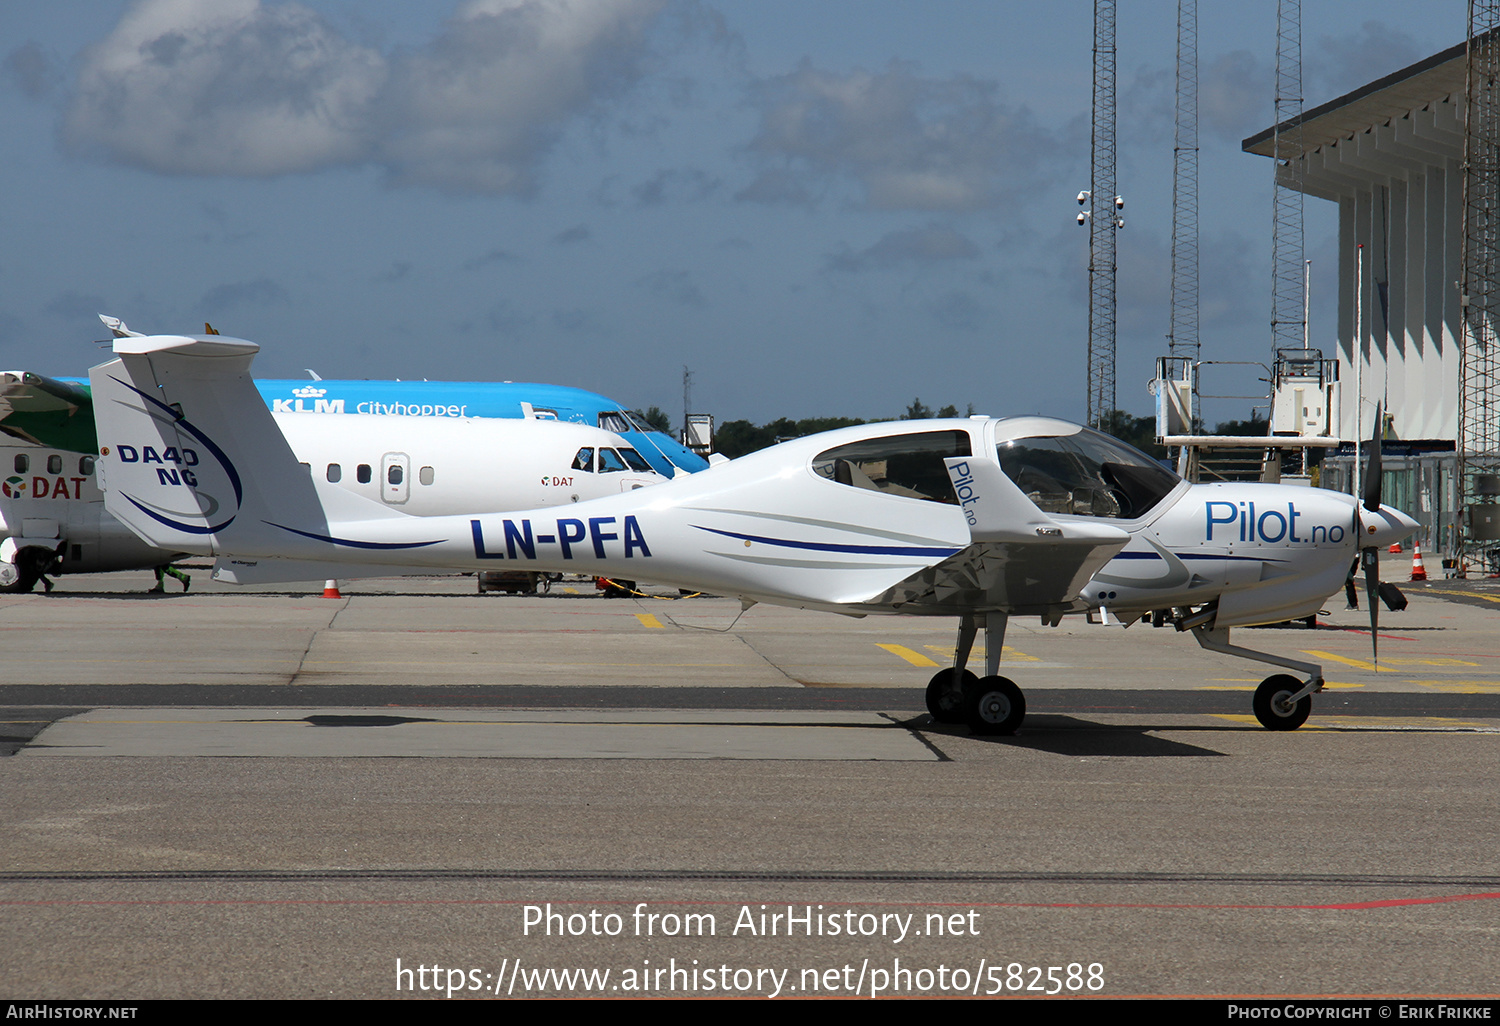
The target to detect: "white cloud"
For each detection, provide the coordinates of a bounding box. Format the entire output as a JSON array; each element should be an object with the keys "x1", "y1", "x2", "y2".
[
  {"x1": 63, "y1": 0, "x2": 666, "y2": 193},
  {"x1": 66, "y1": 0, "x2": 384, "y2": 175},
  {"x1": 375, "y1": 0, "x2": 666, "y2": 194},
  {"x1": 742, "y1": 60, "x2": 1056, "y2": 212}
]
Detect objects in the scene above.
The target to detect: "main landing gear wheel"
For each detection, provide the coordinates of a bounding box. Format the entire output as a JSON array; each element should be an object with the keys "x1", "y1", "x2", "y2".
[
  {"x1": 925, "y1": 668, "x2": 976, "y2": 724},
  {"x1": 0, "y1": 561, "x2": 37, "y2": 594},
  {"x1": 0, "y1": 545, "x2": 53, "y2": 594},
  {"x1": 964, "y1": 675, "x2": 1025, "y2": 736},
  {"x1": 1252, "y1": 674, "x2": 1311, "y2": 731}
]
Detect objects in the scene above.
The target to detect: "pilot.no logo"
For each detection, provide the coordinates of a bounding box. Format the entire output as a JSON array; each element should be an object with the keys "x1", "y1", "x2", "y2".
[{"x1": 947, "y1": 460, "x2": 980, "y2": 526}]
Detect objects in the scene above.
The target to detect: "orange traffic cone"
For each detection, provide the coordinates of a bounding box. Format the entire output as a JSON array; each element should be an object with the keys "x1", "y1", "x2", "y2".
[
  {"x1": 323, "y1": 579, "x2": 343, "y2": 598},
  {"x1": 1388, "y1": 542, "x2": 1402, "y2": 553},
  {"x1": 1410, "y1": 544, "x2": 1427, "y2": 582}
]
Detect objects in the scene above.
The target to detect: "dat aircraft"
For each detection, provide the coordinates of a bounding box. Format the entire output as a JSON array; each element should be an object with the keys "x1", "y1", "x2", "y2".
[{"x1": 92, "y1": 332, "x2": 1418, "y2": 733}]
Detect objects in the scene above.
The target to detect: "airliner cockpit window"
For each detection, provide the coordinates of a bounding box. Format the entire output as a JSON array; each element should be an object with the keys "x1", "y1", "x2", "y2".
[
  {"x1": 812, "y1": 430, "x2": 972, "y2": 502},
  {"x1": 598, "y1": 412, "x2": 631, "y2": 433},
  {"x1": 598, "y1": 448, "x2": 628, "y2": 473},
  {"x1": 996, "y1": 427, "x2": 1178, "y2": 519},
  {"x1": 571, "y1": 448, "x2": 594, "y2": 472},
  {"x1": 618, "y1": 448, "x2": 652, "y2": 473}
]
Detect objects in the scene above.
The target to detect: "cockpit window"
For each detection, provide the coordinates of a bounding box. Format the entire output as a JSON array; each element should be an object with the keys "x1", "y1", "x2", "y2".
[
  {"x1": 571, "y1": 448, "x2": 594, "y2": 472},
  {"x1": 996, "y1": 427, "x2": 1178, "y2": 519},
  {"x1": 618, "y1": 447, "x2": 652, "y2": 473},
  {"x1": 598, "y1": 412, "x2": 631, "y2": 433},
  {"x1": 812, "y1": 430, "x2": 972, "y2": 502},
  {"x1": 598, "y1": 448, "x2": 628, "y2": 473}
]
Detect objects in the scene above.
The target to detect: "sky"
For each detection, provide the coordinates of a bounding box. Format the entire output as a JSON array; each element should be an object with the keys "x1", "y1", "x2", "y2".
[{"x1": 0, "y1": 0, "x2": 1467, "y2": 430}]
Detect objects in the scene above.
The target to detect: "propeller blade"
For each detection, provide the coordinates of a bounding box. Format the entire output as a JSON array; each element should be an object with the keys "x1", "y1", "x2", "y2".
[
  {"x1": 1363, "y1": 402, "x2": 1383, "y2": 513},
  {"x1": 1361, "y1": 546, "x2": 1380, "y2": 663}
]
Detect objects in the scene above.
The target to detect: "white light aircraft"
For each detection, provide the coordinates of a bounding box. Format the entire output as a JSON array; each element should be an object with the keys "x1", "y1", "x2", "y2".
[{"x1": 91, "y1": 333, "x2": 1418, "y2": 732}]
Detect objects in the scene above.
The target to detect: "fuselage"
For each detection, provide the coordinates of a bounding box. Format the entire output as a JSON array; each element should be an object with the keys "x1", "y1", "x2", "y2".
[
  {"x1": 255, "y1": 379, "x2": 705, "y2": 478},
  {"x1": 130, "y1": 412, "x2": 1414, "y2": 623}
]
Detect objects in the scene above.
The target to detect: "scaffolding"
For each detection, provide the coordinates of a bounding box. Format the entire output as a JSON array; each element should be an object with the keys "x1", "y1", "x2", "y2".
[{"x1": 1460, "y1": 1, "x2": 1500, "y2": 572}]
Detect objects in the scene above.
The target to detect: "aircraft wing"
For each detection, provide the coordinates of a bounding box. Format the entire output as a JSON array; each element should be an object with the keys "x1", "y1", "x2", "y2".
[
  {"x1": 0, "y1": 372, "x2": 97, "y2": 452},
  {"x1": 862, "y1": 456, "x2": 1128, "y2": 613}
]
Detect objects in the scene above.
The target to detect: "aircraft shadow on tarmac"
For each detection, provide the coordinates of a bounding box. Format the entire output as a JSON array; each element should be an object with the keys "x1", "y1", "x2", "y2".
[{"x1": 913, "y1": 714, "x2": 1229, "y2": 757}]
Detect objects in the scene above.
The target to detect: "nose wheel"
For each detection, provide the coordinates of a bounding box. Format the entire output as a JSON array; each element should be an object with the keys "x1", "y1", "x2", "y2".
[
  {"x1": 1252, "y1": 674, "x2": 1312, "y2": 731},
  {"x1": 964, "y1": 675, "x2": 1025, "y2": 736}
]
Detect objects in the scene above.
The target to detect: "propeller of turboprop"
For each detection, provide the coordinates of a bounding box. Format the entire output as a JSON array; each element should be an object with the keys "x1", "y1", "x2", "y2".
[{"x1": 1356, "y1": 404, "x2": 1409, "y2": 662}]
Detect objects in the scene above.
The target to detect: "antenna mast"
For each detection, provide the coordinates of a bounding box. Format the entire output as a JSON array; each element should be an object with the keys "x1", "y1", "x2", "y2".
[
  {"x1": 1270, "y1": 0, "x2": 1306, "y2": 359},
  {"x1": 1085, "y1": 0, "x2": 1119, "y2": 429},
  {"x1": 1168, "y1": 0, "x2": 1200, "y2": 426}
]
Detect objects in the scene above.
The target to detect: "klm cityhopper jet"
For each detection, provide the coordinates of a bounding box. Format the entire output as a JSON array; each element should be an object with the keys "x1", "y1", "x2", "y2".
[{"x1": 254, "y1": 379, "x2": 706, "y2": 478}]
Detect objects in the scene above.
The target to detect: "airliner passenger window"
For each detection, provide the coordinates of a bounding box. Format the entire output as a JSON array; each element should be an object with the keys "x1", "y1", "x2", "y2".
[
  {"x1": 388, "y1": 465, "x2": 403, "y2": 485},
  {"x1": 419, "y1": 466, "x2": 434, "y2": 486},
  {"x1": 14, "y1": 455, "x2": 27, "y2": 473},
  {"x1": 598, "y1": 448, "x2": 627, "y2": 473},
  {"x1": 996, "y1": 427, "x2": 1178, "y2": 519},
  {"x1": 326, "y1": 464, "x2": 342, "y2": 483},
  {"x1": 47, "y1": 455, "x2": 61, "y2": 474},
  {"x1": 80, "y1": 457, "x2": 95, "y2": 475},
  {"x1": 811, "y1": 430, "x2": 972, "y2": 502},
  {"x1": 571, "y1": 448, "x2": 594, "y2": 472},
  {"x1": 357, "y1": 464, "x2": 372, "y2": 484}
]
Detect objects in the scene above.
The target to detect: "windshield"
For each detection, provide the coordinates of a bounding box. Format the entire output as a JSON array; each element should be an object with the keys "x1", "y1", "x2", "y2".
[
  {"x1": 618, "y1": 447, "x2": 653, "y2": 473},
  {"x1": 996, "y1": 426, "x2": 1178, "y2": 519}
]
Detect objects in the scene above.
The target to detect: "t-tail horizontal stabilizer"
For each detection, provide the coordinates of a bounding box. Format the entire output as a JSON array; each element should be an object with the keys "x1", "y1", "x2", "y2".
[{"x1": 89, "y1": 333, "x2": 403, "y2": 559}]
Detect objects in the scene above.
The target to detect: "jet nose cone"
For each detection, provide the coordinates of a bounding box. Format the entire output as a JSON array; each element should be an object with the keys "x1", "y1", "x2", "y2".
[{"x1": 1358, "y1": 504, "x2": 1419, "y2": 548}]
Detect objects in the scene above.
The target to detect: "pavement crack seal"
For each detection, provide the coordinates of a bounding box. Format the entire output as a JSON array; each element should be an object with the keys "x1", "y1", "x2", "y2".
[
  {"x1": 286, "y1": 601, "x2": 347, "y2": 686},
  {"x1": 731, "y1": 634, "x2": 800, "y2": 686}
]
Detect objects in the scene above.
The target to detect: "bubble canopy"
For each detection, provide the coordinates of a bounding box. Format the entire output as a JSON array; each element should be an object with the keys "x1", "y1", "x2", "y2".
[{"x1": 993, "y1": 418, "x2": 1181, "y2": 520}]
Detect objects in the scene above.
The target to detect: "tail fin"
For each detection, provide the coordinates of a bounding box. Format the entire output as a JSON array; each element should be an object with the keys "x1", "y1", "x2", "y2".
[{"x1": 89, "y1": 333, "x2": 396, "y2": 557}]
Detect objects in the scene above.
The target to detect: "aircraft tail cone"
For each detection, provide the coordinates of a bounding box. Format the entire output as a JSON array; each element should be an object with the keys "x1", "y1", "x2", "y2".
[
  {"x1": 1410, "y1": 545, "x2": 1428, "y2": 582},
  {"x1": 323, "y1": 579, "x2": 342, "y2": 599}
]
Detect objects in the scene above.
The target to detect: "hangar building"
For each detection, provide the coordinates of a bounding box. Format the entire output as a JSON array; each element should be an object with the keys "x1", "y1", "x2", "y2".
[{"x1": 1243, "y1": 39, "x2": 1476, "y2": 554}]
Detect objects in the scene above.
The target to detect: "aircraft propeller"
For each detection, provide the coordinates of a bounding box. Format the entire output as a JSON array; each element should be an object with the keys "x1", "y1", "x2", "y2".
[{"x1": 1356, "y1": 404, "x2": 1408, "y2": 662}]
